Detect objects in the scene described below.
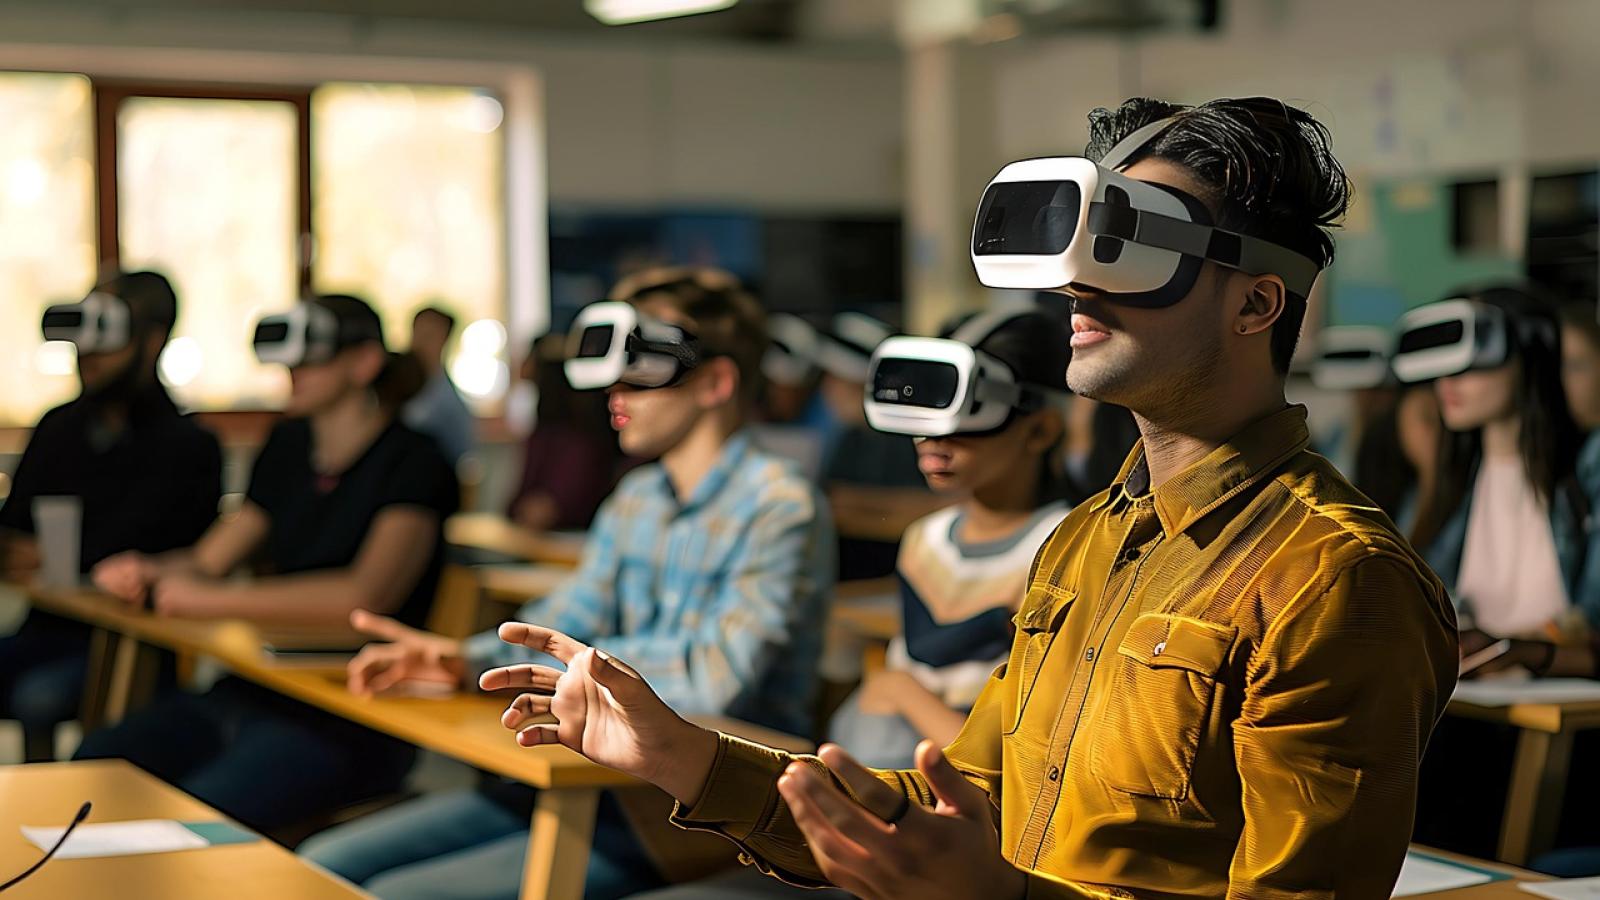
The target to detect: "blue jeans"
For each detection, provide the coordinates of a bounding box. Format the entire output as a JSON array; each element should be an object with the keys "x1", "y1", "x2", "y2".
[
  {"x1": 74, "y1": 678, "x2": 414, "y2": 831},
  {"x1": 0, "y1": 611, "x2": 90, "y2": 761},
  {"x1": 300, "y1": 788, "x2": 666, "y2": 900}
]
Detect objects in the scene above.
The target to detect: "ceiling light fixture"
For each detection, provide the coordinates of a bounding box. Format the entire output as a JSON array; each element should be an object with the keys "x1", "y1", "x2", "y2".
[{"x1": 584, "y1": 0, "x2": 740, "y2": 26}]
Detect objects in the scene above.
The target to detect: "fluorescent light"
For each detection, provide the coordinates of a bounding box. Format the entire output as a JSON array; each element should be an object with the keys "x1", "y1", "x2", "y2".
[{"x1": 584, "y1": 0, "x2": 739, "y2": 26}]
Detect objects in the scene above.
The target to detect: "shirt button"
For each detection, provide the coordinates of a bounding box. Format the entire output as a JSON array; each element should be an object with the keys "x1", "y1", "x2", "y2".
[
  {"x1": 1153, "y1": 641, "x2": 1166, "y2": 657},
  {"x1": 1084, "y1": 647, "x2": 1096, "y2": 662},
  {"x1": 1048, "y1": 766, "x2": 1061, "y2": 782},
  {"x1": 1123, "y1": 548, "x2": 1141, "y2": 562}
]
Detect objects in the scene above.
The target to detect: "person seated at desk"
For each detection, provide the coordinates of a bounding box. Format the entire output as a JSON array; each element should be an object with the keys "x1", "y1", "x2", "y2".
[
  {"x1": 1393, "y1": 285, "x2": 1600, "y2": 858},
  {"x1": 298, "y1": 268, "x2": 835, "y2": 900},
  {"x1": 815, "y1": 312, "x2": 942, "y2": 579},
  {"x1": 504, "y1": 333, "x2": 627, "y2": 531},
  {"x1": 482, "y1": 96, "x2": 1456, "y2": 900},
  {"x1": 77, "y1": 294, "x2": 459, "y2": 832},
  {"x1": 0, "y1": 271, "x2": 222, "y2": 762},
  {"x1": 630, "y1": 309, "x2": 1078, "y2": 900},
  {"x1": 403, "y1": 305, "x2": 476, "y2": 467}
]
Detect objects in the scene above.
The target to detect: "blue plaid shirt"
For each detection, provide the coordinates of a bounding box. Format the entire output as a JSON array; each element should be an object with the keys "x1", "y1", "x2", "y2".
[{"x1": 465, "y1": 432, "x2": 836, "y2": 736}]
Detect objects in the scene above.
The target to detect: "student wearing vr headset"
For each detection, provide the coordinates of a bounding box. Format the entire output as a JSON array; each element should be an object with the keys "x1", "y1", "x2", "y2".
[
  {"x1": 298, "y1": 268, "x2": 834, "y2": 900},
  {"x1": 1395, "y1": 285, "x2": 1600, "y2": 862},
  {"x1": 628, "y1": 308, "x2": 1075, "y2": 900},
  {"x1": 77, "y1": 294, "x2": 458, "y2": 830},
  {"x1": 477, "y1": 97, "x2": 1458, "y2": 900},
  {"x1": 0, "y1": 271, "x2": 222, "y2": 762}
]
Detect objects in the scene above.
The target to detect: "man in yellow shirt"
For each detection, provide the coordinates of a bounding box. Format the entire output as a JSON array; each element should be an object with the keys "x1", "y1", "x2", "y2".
[{"x1": 478, "y1": 97, "x2": 1459, "y2": 899}]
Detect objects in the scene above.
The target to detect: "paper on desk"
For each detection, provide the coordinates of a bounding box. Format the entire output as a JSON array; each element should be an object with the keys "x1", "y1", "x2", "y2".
[
  {"x1": 1521, "y1": 878, "x2": 1600, "y2": 898},
  {"x1": 1391, "y1": 851, "x2": 1494, "y2": 896},
  {"x1": 21, "y1": 819, "x2": 209, "y2": 859},
  {"x1": 1452, "y1": 677, "x2": 1600, "y2": 707}
]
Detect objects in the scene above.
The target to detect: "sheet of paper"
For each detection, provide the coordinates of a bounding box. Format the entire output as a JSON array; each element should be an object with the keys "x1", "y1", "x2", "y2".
[
  {"x1": 1452, "y1": 678, "x2": 1600, "y2": 707},
  {"x1": 21, "y1": 819, "x2": 210, "y2": 859},
  {"x1": 1392, "y1": 851, "x2": 1493, "y2": 896},
  {"x1": 1522, "y1": 878, "x2": 1600, "y2": 899}
]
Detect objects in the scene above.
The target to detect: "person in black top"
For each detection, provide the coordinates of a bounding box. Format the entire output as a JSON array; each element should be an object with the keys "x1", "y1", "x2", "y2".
[
  {"x1": 0, "y1": 270, "x2": 222, "y2": 762},
  {"x1": 77, "y1": 294, "x2": 458, "y2": 832}
]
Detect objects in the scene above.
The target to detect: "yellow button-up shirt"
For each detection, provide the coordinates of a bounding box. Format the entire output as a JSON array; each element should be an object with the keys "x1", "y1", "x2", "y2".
[{"x1": 672, "y1": 406, "x2": 1459, "y2": 899}]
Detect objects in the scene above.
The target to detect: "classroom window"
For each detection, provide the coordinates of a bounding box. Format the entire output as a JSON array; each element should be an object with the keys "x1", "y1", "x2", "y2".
[
  {"x1": 118, "y1": 96, "x2": 301, "y2": 410},
  {"x1": 311, "y1": 84, "x2": 509, "y2": 408},
  {"x1": 0, "y1": 73, "x2": 97, "y2": 425}
]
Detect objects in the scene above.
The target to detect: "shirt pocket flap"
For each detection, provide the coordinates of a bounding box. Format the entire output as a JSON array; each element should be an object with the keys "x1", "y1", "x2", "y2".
[
  {"x1": 1116, "y1": 613, "x2": 1236, "y2": 676},
  {"x1": 1013, "y1": 583, "x2": 1076, "y2": 633}
]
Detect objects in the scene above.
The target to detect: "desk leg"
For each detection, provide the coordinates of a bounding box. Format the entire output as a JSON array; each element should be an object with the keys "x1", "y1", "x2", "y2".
[
  {"x1": 78, "y1": 627, "x2": 118, "y2": 732},
  {"x1": 102, "y1": 637, "x2": 161, "y2": 726},
  {"x1": 1498, "y1": 727, "x2": 1575, "y2": 865},
  {"x1": 521, "y1": 787, "x2": 600, "y2": 900}
]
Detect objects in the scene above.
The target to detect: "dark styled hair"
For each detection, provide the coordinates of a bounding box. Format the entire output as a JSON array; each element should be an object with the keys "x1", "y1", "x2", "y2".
[
  {"x1": 1084, "y1": 96, "x2": 1351, "y2": 374},
  {"x1": 414, "y1": 305, "x2": 458, "y2": 337},
  {"x1": 1410, "y1": 284, "x2": 1584, "y2": 551},
  {"x1": 313, "y1": 293, "x2": 424, "y2": 413},
  {"x1": 612, "y1": 266, "x2": 768, "y2": 407},
  {"x1": 941, "y1": 308, "x2": 1073, "y2": 506},
  {"x1": 1559, "y1": 300, "x2": 1600, "y2": 355},
  {"x1": 104, "y1": 270, "x2": 179, "y2": 337}
]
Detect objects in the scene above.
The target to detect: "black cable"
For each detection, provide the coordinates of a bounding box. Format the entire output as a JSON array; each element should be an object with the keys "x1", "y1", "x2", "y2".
[{"x1": 0, "y1": 802, "x2": 92, "y2": 893}]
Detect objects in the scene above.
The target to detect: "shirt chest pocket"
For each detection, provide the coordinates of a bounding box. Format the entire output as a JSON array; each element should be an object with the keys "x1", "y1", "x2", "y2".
[
  {"x1": 1090, "y1": 613, "x2": 1236, "y2": 800},
  {"x1": 1003, "y1": 584, "x2": 1075, "y2": 736}
]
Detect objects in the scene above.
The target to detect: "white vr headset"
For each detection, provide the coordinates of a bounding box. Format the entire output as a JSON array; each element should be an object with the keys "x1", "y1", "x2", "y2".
[
  {"x1": 41, "y1": 292, "x2": 133, "y2": 353},
  {"x1": 864, "y1": 309, "x2": 1066, "y2": 437},
  {"x1": 564, "y1": 300, "x2": 703, "y2": 391},
  {"x1": 763, "y1": 313, "x2": 821, "y2": 387},
  {"x1": 253, "y1": 301, "x2": 382, "y2": 367},
  {"x1": 970, "y1": 118, "x2": 1324, "y2": 306},
  {"x1": 1392, "y1": 298, "x2": 1511, "y2": 384},
  {"x1": 1310, "y1": 326, "x2": 1393, "y2": 391}
]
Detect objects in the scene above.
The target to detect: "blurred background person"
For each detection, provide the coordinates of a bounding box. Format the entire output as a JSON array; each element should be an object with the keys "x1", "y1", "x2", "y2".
[
  {"x1": 0, "y1": 270, "x2": 222, "y2": 762},
  {"x1": 78, "y1": 294, "x2": 459, "y2": 832},
  {"x1": 404, "y1": 304, "x2": 475, "y2": 467},
  {"x1": 504, "y1": 333, "x2": 628, "y2": 532}
]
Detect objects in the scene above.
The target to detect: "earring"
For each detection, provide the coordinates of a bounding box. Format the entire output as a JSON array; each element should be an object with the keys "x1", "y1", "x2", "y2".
[{"x1": 1237, "y1": 325, "x2": 1248, "y2": 334}]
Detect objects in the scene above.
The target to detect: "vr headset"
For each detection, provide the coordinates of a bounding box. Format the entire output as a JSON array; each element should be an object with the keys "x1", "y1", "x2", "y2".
[
  {"x1": 253, "y1": 301, "x2": 383, "y2": 367},
  {"x1": 969, "y1": 118, "x2": 1324, "y2": 306},
  {"x1": 1310, "y1": 326, "x2": 1393, "y2": 391},
  {"x1": 1391, "y1": 298, "x2": 1511, "y2": 384},
  {"x1": 41, "y1": 292, "x2": 133, "y2": 353},
  {"x1": 564, "y1": 300, "x2": 703, "y2": 391},
  {"x1": 763, "y1": 313, "x2": 820, "y2": 387},
  {"x1": 865, "y1": 309, "x2": 1065, "y2": 437},
  {"x1": 815, "y1": 313, "x2": 892, "y2": 384}
]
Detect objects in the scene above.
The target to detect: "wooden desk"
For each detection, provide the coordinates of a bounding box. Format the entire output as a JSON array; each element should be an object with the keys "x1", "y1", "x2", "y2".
[
  {"x1": 27, "y1": 587, "x2": 808, "y2": 900},
  {"x1": 1446, "y1": 695, "x2": 1600, "y2": 866},
  {"x1": 445, "y1": 514, "x2": 585, "y2": 567},
  {"x1": 0, "y1": 760, "x2": 368, "y2": 899},
  {"x1": 475, "y1": 563, "x2": 573, "y2": 607}
]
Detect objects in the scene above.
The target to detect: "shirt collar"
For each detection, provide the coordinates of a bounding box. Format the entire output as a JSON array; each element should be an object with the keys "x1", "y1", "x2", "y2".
[
  {"x1": 650, "y1": 430, "x2": 755, "y2": 513},
  {"x1": 1101, "y1": 405, "x2": 1312, "y2": 537}
]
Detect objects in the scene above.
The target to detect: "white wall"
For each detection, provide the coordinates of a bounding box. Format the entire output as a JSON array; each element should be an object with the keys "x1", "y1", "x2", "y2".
[{"x1": 0, "y1": 4, "x2": 905, "y2": 212}]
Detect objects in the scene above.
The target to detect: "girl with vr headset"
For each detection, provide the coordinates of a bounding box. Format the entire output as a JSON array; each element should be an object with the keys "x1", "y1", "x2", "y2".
[{"x1": 78, "y1": 294, "x2": 459, "y2": 832}]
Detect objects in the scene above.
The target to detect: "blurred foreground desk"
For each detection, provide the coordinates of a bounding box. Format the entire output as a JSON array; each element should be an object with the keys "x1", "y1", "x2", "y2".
[
  {"x1": 27, "y1": 586, "x2": 808, "y2": 900},
  {"x1": 0, "y1": 760, "x2": 369, "y2": 899}
]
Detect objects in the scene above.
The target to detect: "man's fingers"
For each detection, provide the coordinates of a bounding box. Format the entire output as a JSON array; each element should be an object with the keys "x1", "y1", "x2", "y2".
[
  {"x1": 350, "y1": 609, "x2": 413, "y2": 642},
  {"x1": 816, "y1": 744, "x2": 914, "y2": 823},
  {"x1": 502, "y1": 693, "x2": 552, "y2": 730},
  {"x1": 496, "y1": 622, "x2": 588, "y2": 664},
  {"x1": 916, "y1": 741, "x2": 988, "y2": 818},
  {"x1": 588, "y1": 649, "x2": 645, "y2": 698},
  {"x1": 346, "y1": 651, "x2": 393, "y2": 696},
  {"x1": 515, "y1": 724, "x2": 562, "y2": 747},
  {"x1": 478, "y1": 663, "x2": 562, "y2": 693},
  {"x1": 778, "y1": 767, "x2": 881, "y2": 865},
  {"x1": 781, "y1": 763, "x2": 894, "y2": 847}
]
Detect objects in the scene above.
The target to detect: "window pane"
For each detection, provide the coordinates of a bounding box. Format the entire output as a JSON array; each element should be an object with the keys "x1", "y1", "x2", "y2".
[
  {"x1": 312, "y1": 84, "x2": 507, "y2": 409},
  {"x1": 0, "y1": 73, "x2": 96, "y2": 426},
  {"x1": 118, "y1": 96, "x2": 299, "y2": 410}
]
